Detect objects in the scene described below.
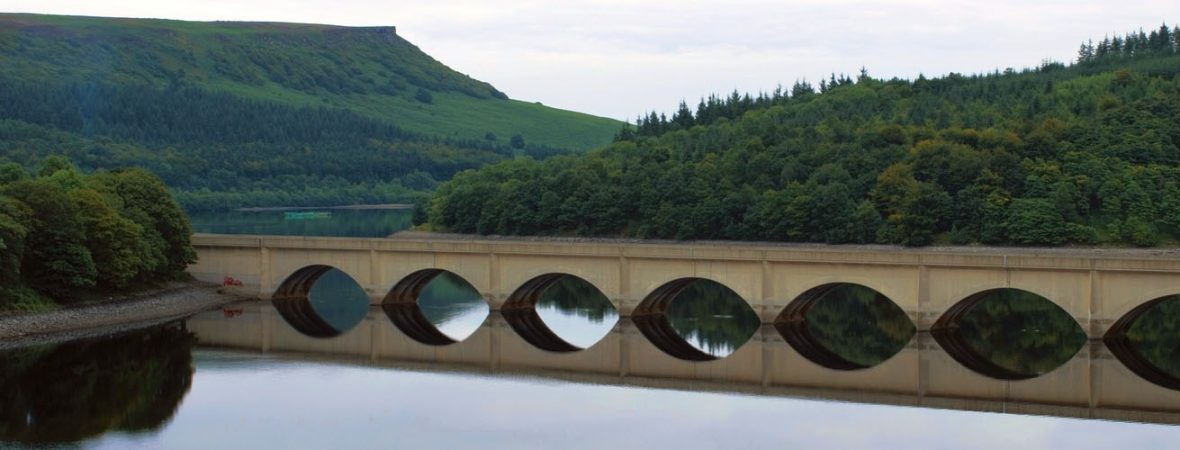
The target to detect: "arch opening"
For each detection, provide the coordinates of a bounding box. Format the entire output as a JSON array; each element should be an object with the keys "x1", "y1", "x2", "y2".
[
  {"x1": 382, "y1": 269, "x2": 488, "y2": 345},
  {"x1": 1104, "y1": 294, "x2": 1180, "y2": 390},
  {"x1": 271, "y1": 265, "x2": 369, "y2": 338},
  {"x1": 932, "y1": 288, "x2": 1086, "y2": 380},
  {"x1": 632, "y1": 278, "x2": 760, "y2": 361},
  {"x1": 775, "y1": 283, "x2": 916, "y2": 370},
  {"x1": 502, "y1": 274, "x2": 618, "y2": 352}
]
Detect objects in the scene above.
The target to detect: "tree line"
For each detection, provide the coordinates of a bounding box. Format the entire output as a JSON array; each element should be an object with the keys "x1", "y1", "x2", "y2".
[
  {"x1": 634, "y1": 24, "x2": 1179, "y2": 142},
  {"x1": 0, "y1": 156, "x2": 194, "y2": 310},
  {"x1": 0, "y1": 78, "x2": 569, "y2": 211},
  {"x1": 1076, "y1": 24, "x2": 1179, "y2": 64},
  {"x1": 427, "y1": 26, "x2": 1180, "y2": 247}
]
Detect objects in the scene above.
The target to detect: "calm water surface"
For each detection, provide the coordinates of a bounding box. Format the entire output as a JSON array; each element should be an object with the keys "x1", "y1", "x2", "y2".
[
  {"x1": 3, "y1": 303, "x2": 1180, "y2": 449},
  {"x1": 189, "y1": 208, "x2": 412, "y2": 237}
]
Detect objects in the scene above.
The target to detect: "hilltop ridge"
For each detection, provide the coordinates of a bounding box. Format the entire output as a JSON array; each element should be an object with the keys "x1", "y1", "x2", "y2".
[{"x1": 0, "y1": 13, "x2": 622, "y2": 210}]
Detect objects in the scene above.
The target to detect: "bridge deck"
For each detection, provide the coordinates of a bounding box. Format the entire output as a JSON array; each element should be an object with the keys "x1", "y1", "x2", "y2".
[{"x1": 189, "y1": 233, "x2": 1180, "y2": 339}]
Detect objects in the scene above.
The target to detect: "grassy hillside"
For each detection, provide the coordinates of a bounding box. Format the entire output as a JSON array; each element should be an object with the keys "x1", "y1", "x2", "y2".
[
  {"x1": 0, "y1": 14, "x2": 620, "y2": 149},
  {"x1": 0, "y1": 14, "x2": 620, "y2": 210},
  {"x1": 427, "y1": 23, "x2": 1180, "y2": 247}
]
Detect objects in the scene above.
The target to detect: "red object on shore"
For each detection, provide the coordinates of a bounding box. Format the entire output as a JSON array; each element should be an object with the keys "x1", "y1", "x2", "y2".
[
  {"x1": 222, "y1": 308, "x2": 244, "y2": 318},
  {"x1": 222, "y1": 276, "x2": 243, "y2": 286}
]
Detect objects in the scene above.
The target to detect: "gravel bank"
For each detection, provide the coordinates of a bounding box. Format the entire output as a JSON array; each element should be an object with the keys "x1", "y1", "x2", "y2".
[{"x1": 0, "y1": 281, "x2": 247, "y2": 348}]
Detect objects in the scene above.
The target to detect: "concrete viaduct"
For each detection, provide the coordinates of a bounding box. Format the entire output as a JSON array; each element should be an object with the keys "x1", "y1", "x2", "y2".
[{"x1": 187, "y1": 233, "x2": 1180, "y2": 340}]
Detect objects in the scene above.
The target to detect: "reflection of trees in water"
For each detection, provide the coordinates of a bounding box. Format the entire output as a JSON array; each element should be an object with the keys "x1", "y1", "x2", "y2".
[
  {"x1": 954, "y1": 290, "x2": 1086, "y2": 376},
  {"x1": 1125, "y1": 295, "x2": 1180, "y2": 379},
  {"x1": 418, "y1": 272, "x2": 486, "y2": 325},
  {"x1": 536, "y1": 277, "x2": 616, "y2": 323},
  {"x1": 665, "y1": 282, "x2": 760, "y2": 355},
  {"x1": 306, "y1": 268, "x2": 370, "y2": 333},
  {"x1": 0, "y1": 325, "x2": 195, "y2": 444},
  {"x1": 804, "y1": 285, "x2": 915, "y2": 367}
]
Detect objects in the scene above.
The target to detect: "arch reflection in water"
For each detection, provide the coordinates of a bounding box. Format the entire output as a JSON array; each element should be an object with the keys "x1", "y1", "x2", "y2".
[
  {"x1": 502, "y1": 274, "x2": 618, "y2": 352},
  {"x1": 185, "y1": 305, "x2": 1180, "y2": 426},
  {"x1": 0, "y1": 324, "x2": 195, "y2": 444},
  {"x1": 776, "y1": 283, "x2": 916, "y2": 370},
  {"x1": 383, "y1": 269, "x2": 488, "y2": 345},
  {"x1": 272, "y1": 266, "x2": 370, "y2": 338},
  {"x1": 932, "y1": 288, "x2": 1086, "y2": 379},
  {"x1": 1104, "y1": 294, "x2": 1180, "y2": 390},
  {"x1": 633, "y1": 278, "x2": 760, "y2": 361}
]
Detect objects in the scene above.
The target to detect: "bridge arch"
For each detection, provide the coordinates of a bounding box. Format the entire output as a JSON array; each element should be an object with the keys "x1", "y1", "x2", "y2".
[
  {"x1": 936, "y1": 285, "x2": 1085, "y2": 332},
  {"x1": 271, "y1": 264, "x2": 369, "y2": 338},
  {"x1": 1103, "y1": 292, "x2": 1180, "y2": 391},
  {"x1": 632, "y1": 277, "x2": 758, "y2": 361},
  {"x1": 774, "y1": 282, "x2": 915, "y2": 371},
  {"x1": 1106, "y1": 287, "x2": 1180, "y2": 335},
  {"x1": 270, "y1": 253, "x2": 372, "y2": 301},
  {"x1": 372, "y1": 258, "x2": 490, "y2": 309},
  {"x1": 931, "y1": 287, "x2": 1087, "y2": 380},
  {"x1": 381, "y1": 268, "x2": 488, "y2": 345},
  {"x1": 753, "y1": 261, "x2": 925, "y2": 325},
  {"x1": 924, "y1": 270, "x2": 1089, "y2": 332},
  {"x1": 495, "y1": 258, "x2": 622, "y2": 312},
  {"x1": 501, "y1": 273, "x2": 616, "y2": 352},
  {"x1": 1105, "y1": 290, "x2": 1180, "y2": 337}
]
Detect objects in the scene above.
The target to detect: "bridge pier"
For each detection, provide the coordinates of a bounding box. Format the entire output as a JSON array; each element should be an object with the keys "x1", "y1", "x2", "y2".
[
  {"x1": 366, "y1": 291, "x2": 385, "y2": 305},
  {"x1": 481, "y1": 292, "x2": 510, "y2": 312}
]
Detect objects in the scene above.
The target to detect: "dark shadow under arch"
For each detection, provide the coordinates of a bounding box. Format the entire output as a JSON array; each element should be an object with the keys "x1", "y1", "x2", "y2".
[
  {"x1": 382, "y1": 269, "x2": 486, "y2": 346},
  {"x1": 1103, "y1": 295, "x2": 1180, "y2": 391},
  {"x1": 271, "y1": 265, "x2": 345, "y2": 338},
  {"x1": 775, "y1": 283, "x2": 914, "y2": 371},
  {"x1": 931, "y1": 288, "x2": 1084, "y2": 380},
  {"x1": 501, "y1": 273, "x2": 615, "y2": 353}
]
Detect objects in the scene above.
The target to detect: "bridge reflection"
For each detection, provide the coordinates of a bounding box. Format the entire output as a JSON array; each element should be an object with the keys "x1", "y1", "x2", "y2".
[{"x1": 188, "y1": 303, "x2": 1180, "y2": 426}]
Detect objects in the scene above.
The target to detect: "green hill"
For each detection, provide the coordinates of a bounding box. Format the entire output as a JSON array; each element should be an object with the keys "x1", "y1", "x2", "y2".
[
  {"x1": 428, "y1": 23, "x2": 1180, "y2": 247},
  {"x1": 0, "y1": 13, "x2": 621, "y2": 210}
]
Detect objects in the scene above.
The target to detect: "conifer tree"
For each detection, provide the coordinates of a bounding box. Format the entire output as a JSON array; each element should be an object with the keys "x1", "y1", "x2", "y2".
[{"x1": 673, "y1": 101, "x2": 694, "y2": 129}]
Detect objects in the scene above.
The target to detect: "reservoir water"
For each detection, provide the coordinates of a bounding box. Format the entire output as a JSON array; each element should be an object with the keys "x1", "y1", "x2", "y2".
[
  {"x1": 3, "y1": 296, "x2": 1180, "y2": 449},
  {"x1": 189, "y1": 208, "x2": 412, "y2": 237},
  {"x1": 4, "y1": 209, "x2": 1178, "y2": 447}
]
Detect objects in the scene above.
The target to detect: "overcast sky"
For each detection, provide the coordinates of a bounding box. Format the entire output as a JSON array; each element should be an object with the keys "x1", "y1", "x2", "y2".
[{"x1": 2, "y1": 1, "x2": 1178, "y2": 120}]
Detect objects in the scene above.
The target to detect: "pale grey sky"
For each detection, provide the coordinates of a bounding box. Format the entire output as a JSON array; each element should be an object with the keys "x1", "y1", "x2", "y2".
[{"x1": 2, "y1": 1, "x2": 1178, "y2": 120}]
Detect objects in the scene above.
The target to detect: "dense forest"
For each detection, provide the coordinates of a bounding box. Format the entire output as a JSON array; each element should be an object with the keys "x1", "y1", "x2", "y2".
[
  {"x1": 0, "y1": 14, "x2": 620, "y2": 211},
  {"x1": 0, "y1": 156, "x2": 194, "y2": 311},
  {"x1": 428, "y1": 24, "x2": 1180, "y2": 247}
]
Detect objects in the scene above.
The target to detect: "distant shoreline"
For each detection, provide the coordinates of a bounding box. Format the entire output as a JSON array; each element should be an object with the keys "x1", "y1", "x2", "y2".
[{"x1": 234, "y1": 204, "x2": 413, "y2": 212}]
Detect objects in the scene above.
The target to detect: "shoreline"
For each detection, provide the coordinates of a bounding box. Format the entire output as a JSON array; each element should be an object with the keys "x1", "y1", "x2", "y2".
[
  {"x1": 234, "y1": 203, "x2": 412, "y2": 212},
  {"x1": 0, "y1": 281, "x2": 248, "y2": 349}
]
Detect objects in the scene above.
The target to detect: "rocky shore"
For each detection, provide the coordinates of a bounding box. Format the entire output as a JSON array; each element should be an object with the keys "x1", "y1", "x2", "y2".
[{"x1": 0, "y1": 281, "x2": 247, "y2": 349}]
